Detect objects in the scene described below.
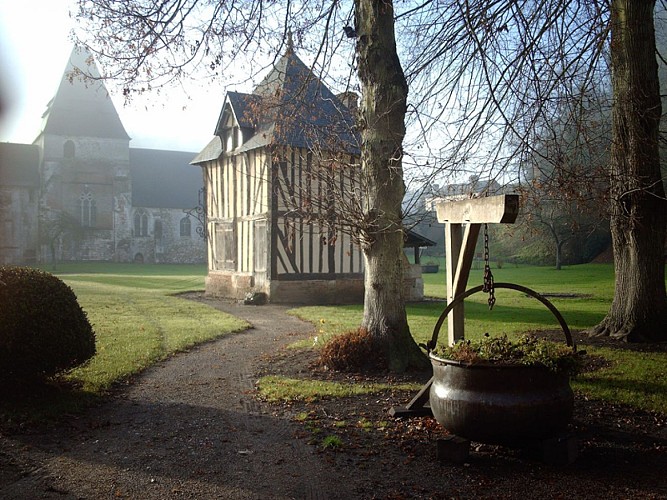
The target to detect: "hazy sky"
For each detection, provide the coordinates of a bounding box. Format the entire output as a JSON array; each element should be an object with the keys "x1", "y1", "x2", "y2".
[{"x1": 0, "y1": 0, "x2": 222, "y2": 152}]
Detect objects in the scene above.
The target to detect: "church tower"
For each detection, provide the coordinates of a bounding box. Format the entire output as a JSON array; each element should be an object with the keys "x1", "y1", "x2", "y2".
[{"x1": 34, "y1": 47, "x2": 132, "y2": 262}]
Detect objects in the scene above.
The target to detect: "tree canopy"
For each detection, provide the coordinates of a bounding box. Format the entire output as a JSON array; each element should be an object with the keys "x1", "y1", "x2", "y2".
[{"x1": 74, "y1": 0, "x2": 666, "y2": 344}]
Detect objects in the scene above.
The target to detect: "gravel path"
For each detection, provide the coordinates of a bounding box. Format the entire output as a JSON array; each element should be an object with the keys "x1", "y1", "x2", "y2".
[{"x1": 1, "y1": 298, "x2": 354, "y2": 499}]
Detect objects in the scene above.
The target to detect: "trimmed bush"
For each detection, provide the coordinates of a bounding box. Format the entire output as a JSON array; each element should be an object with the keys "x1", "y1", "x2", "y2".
[
  {"x1": 318, "y1": 328, "x2": 386, "y2": 372},
  {"x1": 0, "y1": 266, "x2": 96, "y2": 384}
]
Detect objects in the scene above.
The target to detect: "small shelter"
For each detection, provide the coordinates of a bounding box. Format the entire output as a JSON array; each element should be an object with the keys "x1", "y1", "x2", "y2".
[{"x1": 404, "y1": 228, "x2": 437, "y2": 265}]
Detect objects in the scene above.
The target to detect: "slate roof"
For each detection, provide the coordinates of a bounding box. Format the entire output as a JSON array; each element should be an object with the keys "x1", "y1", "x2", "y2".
[
  {"x1": 0, "y1": 143, "x2": 40, "y2": 187},
  {"x1": 404, "y1": 229, "x2": 437, "y2": 249},
  {"x1": 40, "y1": 48, "x2": 130, "y2": 140},
  {"x1": 195, "y1": 48, "x2": 359, "y2": 163},
  {"x1": 225, "y1": 92, "x2": 263, "y2": 129},
  {"x1": 191, "y1": 136, "x2": 223, "y2": 164},
  {"x1": 130, "y1": 149, "x2": 202, "y2": 209}
]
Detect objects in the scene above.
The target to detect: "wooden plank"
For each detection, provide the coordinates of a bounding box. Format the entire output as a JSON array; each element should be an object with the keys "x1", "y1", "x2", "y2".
[
  {"x1": 445, "y1": 223, "x2": 465, "y2": 344},
  {"x1": 452, "y1": 223, "x2": 481, "y2": 298},
  {"x1": 436, "y1": 193, "x2": 519, "y2": 224},
  {"x1": 445, "y1": 223, "x2": 480, "y2": 345},
  {"x1": 388, "y1": 377, "x2": 434, "y2": 418}
]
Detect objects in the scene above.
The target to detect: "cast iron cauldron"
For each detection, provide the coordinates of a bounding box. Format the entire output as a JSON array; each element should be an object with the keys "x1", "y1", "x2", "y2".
[{"x1": 427, "y1": 283, "x2": 575, "y2": 445}]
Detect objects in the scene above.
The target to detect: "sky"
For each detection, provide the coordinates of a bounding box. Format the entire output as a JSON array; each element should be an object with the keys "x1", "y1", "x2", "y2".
[{"x1": 0, "y1": 0, "x2": 222, "y2": 152}]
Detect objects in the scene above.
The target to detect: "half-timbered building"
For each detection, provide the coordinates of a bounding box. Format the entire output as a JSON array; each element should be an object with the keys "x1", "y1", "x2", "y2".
[{"x1": 192, "y1": 43, "x2": 366, "y2": 303}]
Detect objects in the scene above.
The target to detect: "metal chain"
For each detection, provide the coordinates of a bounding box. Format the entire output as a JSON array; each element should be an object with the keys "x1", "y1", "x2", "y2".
[{"x1": 482, "y1": 223, "x2": 496, "y2": 310}]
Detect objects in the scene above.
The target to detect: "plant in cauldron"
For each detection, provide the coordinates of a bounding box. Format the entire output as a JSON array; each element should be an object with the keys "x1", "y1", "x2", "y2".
[
  {"x1": 432, "y1": 333, "x2": 583, "y2": 376},
  {"x1": 428, "y1": 333, "x2": 582, "y2": 445}
]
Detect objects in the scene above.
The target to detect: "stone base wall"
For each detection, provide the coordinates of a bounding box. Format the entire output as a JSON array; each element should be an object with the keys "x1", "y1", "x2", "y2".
[
  {"x1": 205, "y1": 272, "x2": 256, "y2": 300},
  {"x1": 404, "y1": 263, "x2": 425, "y2": 302},
  {"x1": 268, "y1": 278, "x2": 364, "y2": 304},
  {"x1": 205, "y1": 272, "x2": 364, "y2": 305}
]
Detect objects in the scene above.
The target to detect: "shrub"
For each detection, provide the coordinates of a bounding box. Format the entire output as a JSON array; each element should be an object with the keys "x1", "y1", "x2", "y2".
[
  {"x1": 0, "y1": 266, "x2": 96, "y2": 384},
  {"x1": 432, "y1": 334, "x2": 582, "y2": 376},
  {"x1": 318, "y1": 328, "x2": 386, "y2": 372}
]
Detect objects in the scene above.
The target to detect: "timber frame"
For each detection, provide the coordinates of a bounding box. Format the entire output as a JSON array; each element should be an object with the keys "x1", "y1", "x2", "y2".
[{"x1": 192, "y1": 43, "x2": 365, "y2": 304}]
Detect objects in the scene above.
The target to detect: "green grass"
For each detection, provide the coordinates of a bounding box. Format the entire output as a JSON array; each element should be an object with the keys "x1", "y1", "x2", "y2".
[
  {"x1": 56, "y1": 265, "x2": 247, "y2": 393},
  {"x1": 572, "y1": 347, "x2": 667, "y2": 412},
  {"x1": 291, "y1": 265, "x2": 617, "y2": 348},
  {"x1": 257, "y1": 375, "x2": 420, "y2": 402},
  {"x1": 280, "y1": 263, "x2": 667, "y2": 414},
  {"x1": 13, "y1": 263, "x2": 246, "y2": 396},
  {"x1": 5, "y1": 262, "x2": 664, "y2": 426}
]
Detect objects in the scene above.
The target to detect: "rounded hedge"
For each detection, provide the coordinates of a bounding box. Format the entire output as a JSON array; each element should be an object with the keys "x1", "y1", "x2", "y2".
[{"x1": 0, "y1": 266, "x2": 96, "y2": 383}]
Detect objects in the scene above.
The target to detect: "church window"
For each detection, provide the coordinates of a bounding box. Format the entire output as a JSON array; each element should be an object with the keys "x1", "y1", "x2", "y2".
[
  {"x1": 134, "y1": 210, "x2": 148, "y2": 237},
  {"x1": 180, "y1": 216, "x2": 192, "y2": 237},
  {"x1": 154, "y1": 220, "x2": 163, "y2": 241},
  {"x1": 64, "y1": 140, "x2": 75, "y2": 158},
  {"x1": 80, "y1": 190, "x2": 96, "y2": 227}
]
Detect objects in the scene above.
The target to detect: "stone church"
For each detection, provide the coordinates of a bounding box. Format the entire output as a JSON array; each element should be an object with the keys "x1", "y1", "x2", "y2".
[{"x1": 0, "y1": 48, "x2": 205, "y2": 265}]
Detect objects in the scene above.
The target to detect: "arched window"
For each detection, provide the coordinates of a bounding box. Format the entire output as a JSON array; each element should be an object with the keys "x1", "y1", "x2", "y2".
[
  {"x1": 80, "y1": 189, "x2": 96, "y2": 227},
  {"x1": 154, "y1": 220, "x2": 163, "y2": 240},
  {"x1": 64, "y1": 140, "x2": 75, "y2": 159},
  {"x1": 134, "y1": 210, "x2": 148, "y2": 237},
  {"x1": 180, "y1": 216, "x2": 192, "y2": 237}
]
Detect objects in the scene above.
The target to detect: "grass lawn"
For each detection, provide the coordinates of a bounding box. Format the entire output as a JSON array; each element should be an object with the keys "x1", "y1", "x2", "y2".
[
  {"x1": 3, "y1": 262, "x2": 664, "y2": 424},
  {"x1": 287, "y1": 263, "x2": 667, "y2": 414},
  {"x1": 36, "y1": 263, "x2": 248, "y2": 394}
]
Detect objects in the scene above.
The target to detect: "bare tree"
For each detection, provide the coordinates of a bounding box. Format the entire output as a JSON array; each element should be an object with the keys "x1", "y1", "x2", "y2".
[
  {"x1": 39, "y1": 210, "x2": 83, "y2": 271},
  {"x1": 74, "y1": 0, "x2": 666, "y2": 348},
  {"x1": 354, "y1": 0, "x2": 427, "y2": 370},
  {"x1": 518, "y1": 90, "x2": 611, "y2": 270},
  {"x1": 396, "y1": 0, "x2": 665, "y2": 342},
  {"x1": 592, "y1": 0, "x2": 666, "y2": 341}
]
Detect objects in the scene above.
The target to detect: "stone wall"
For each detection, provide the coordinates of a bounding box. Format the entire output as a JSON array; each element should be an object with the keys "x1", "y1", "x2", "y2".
[
  {"x1": 0, "y1": 186, "x2": 38, "y2": 265},
  {"x1": 205, "y1": 271, "x2": 365, "y2": 305},
  {"x1": 130, "y1": 207, "x2": 206, "y2": 264}
]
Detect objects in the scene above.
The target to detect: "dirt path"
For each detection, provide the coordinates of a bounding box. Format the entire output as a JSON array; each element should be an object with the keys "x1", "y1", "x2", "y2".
[{"x1": 1, "y1": 298, "x2": 354, "y2": 499}]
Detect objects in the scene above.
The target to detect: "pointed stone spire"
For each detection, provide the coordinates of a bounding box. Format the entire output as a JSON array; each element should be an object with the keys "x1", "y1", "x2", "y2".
[{"x1": 41, "y1": 46, "x2": 129, "y2": 139}]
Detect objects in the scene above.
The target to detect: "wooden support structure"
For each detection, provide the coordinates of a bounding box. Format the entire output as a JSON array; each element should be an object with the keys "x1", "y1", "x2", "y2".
[
  {"x1": 439, "y1": 194, "x2": 519, "y2": 345},
  {"x1": 390, "y1": 194, "x2": 519, "y2": 418}
]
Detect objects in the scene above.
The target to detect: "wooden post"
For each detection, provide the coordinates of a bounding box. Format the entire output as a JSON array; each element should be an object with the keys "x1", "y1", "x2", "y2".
[
  {"x1": 437, "y1": 194, "x2": 519, "y2": 345},
  {"x1": 444, "y1": 222, "x2": 480, "y2": 345}
]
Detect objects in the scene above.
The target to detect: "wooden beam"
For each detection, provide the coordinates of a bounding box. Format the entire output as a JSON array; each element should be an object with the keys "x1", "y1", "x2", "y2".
[
  {"x1": 445, "y1": 223, "x2": 481, "y2": 345},
  {"x1": 436, "y1": 194, "x2": 519, "y2": 224}
]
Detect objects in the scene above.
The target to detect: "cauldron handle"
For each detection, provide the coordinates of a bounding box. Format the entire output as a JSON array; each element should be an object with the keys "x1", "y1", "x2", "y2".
[{"x1": 425, "y1": 282, "x2": 574, "y2": 352}]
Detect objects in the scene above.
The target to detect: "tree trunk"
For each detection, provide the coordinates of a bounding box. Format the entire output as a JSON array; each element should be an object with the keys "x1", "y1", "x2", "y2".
[
  {"x1": 591, "y1": 0, "x2": 667, "y2": 341},
  {"x1": 354, "y1": 0, "x2": 428, "y2": 371}
]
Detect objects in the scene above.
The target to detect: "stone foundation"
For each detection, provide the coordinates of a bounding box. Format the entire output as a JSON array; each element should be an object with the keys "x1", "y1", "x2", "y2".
[
  {"x1": 205, "y1": 272, "x2": 256, "y2": 300},
  {"x1": 268, "y1": 278, "x2": 364, "y2": 304},
  {"x1": 205, "y1": 272, "x2": 364, "y2": 304},
  {"x1": 404, "y1": 263, "x2": 425, "y2": 301}
]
